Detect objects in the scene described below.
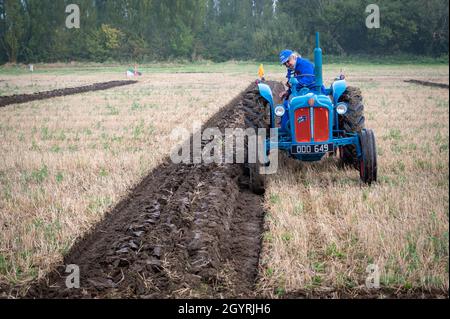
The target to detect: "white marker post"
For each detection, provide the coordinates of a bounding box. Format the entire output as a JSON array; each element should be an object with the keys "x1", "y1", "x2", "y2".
[{"x1": 29, "y1": 64, "x2": 34, "y2": 84}]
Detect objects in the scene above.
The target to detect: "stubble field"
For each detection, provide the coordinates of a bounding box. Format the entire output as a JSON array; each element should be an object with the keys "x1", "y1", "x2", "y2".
[{"x1": 0, "y1": 62, "x2": 448, "y2": 298}]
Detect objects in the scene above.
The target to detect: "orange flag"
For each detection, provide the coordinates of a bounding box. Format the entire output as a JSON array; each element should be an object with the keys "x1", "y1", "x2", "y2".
[{"x1": 258, "y1": 64, "x2": 265, "y2": 79}]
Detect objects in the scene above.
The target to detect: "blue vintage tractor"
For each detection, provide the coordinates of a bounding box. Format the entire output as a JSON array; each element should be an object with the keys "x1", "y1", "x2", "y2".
[{"x1": 246, "y1": 32, "x2": 377, "y2": 193}]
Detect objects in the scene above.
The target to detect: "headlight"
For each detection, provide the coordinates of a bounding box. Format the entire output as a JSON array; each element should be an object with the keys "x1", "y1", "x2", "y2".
[
  {"x1": 336, "y1": 103, "x2": 348, "y2": 115},
  {"x1": 274, "y1": 105, "x2": 285, "y2": 117}
]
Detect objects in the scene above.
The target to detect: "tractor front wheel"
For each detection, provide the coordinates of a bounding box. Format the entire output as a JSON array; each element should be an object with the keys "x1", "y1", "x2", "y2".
[{"x1": 358, "y1": 129, "x2": 377, "y2": 185}]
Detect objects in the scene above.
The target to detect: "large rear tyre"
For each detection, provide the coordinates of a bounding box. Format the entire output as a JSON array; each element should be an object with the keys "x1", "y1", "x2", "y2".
[
  {"x1": 243, "y1": 85, "x2": 270, "y2": 194},
  {"x1": 358, "y1": 129, "x2": 377, "y2": 185},
  {"x1": 338, "y1": 86, "x2": 365, "y2": 167},
  {"x1": 249, "y1": 144, "x2": 266, "y2": 195}
]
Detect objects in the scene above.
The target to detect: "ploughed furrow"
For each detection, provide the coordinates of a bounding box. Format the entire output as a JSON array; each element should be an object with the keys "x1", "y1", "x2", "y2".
[
  {"x1": 0, "y1": 80, "x2": 138, "y2": 108},
  {"x1": 26, "y1": 81, "x2": 281, "y2": 299},
  {"x1": 404, "y1": 79, "x2": 449, "y2": 89}
]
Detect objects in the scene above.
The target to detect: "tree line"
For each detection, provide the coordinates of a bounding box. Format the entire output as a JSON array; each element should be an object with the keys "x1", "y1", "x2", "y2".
[{"x1": 0, "y1": 0, "x2": 448, "y2": 64}]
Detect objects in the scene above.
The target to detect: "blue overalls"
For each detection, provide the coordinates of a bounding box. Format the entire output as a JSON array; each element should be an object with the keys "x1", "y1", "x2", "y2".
[{"x1": 281, "y1": 57, "x2": 318, "y2": 132}]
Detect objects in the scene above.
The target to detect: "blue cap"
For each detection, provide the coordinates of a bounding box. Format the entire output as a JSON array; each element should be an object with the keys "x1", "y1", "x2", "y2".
[{"x1": 279, "y1": 49, "x2": 293, "y2": 65}]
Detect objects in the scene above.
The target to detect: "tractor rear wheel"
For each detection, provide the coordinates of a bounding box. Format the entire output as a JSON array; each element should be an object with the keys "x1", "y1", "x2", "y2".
[
  {"x1": 242, "y1": 85, "x2": 270, "y2": 194},
  {"x1": 358, "y1": 129, "x2": 377, "y2": 185},
  {"x1": 248, "y1": 142, "x2": 266, "y2": 195},
  {"x1": 338, "y1": 86, "x2": 365, "y2": 167},
  {"x1": 243, "y1": 89, "x2": 271, "y2": 131}
]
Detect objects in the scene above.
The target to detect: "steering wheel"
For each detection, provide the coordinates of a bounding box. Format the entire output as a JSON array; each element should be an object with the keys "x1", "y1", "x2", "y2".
[{"x1": 289, "y1": 76, "x2": 317, "y2": 96}]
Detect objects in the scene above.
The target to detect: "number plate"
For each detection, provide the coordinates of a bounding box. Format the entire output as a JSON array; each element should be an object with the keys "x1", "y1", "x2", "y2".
[{"x1": 291, "y1": 143, "x2": 334, "y2": 155}]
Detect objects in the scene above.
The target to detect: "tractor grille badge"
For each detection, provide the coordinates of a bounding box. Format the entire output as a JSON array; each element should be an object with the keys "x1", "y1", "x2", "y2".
[{"x1": 297, "y1": 115, "x2": 308, "y2": 124}]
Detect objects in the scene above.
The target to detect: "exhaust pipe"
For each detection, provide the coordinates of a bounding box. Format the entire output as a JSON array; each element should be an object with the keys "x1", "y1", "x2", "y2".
[{"x1": 314, "y1": 32, "x2": 323, "y2": 92}]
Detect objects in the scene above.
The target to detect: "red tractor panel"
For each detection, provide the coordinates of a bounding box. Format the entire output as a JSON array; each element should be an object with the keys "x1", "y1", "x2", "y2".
[
  {"x1": 294, "y1": 108, "x2": 311, "y2": 142},
  {"x1": 314, "y1": 107, "x2": 329, "y2": 142}
]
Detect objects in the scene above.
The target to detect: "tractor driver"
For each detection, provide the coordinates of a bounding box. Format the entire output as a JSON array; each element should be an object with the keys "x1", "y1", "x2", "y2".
[
  {"x1": 278, "y1": 50, "x2": 316, "y2": 131},
  {"x1": 278, "y1": 49, "x2": 316, "y2": 100}
]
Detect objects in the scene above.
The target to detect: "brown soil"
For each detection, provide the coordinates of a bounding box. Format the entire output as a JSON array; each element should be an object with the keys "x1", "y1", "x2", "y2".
[
  {"x1": 404, "y1": 79, "x2": 449, "y2": 89},
  {"x1": 0, "y1": 80, "x2": 138, "y2": 108},
  {"x1": 23, "y1": 81, "x2": 283, "y2": 299}
]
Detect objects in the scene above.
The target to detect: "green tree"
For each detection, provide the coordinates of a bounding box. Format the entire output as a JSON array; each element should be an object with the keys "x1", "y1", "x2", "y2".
[
  {"x1": 1, "y1": 0, "x2": 26, "y2": 62},
  {"x1": 0, "y1": 0, "x2": 448, "y2": 64}
]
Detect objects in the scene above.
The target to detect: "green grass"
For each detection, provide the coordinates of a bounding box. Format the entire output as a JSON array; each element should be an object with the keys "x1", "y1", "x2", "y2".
[
  {"x1": 50, "y1": 145, "x2": 61, "y2": 153},
  {"x1": 131, "y1": 102, "x2": 142, "y2": 111},
  {"x1": 281, "y1": 232, "x2": 292, "y2": 243},
  {"x1": 99, "y1": 168, "x2": 108, "y2": 177},
  {"x1": 1, "y1": 56, "x2": 447, "y2": 76},
  {"x1": 265, "y1": 267, "x2": 274, "y2": 277},
  {"x1": 23, "y1": 165, "x2": 49, "y2": 184},
  {"x1": 319, "y1": 53, "x2": 449, "y2": 65},
  {"x1": 269, "y1": 194, "x2": 281, "y2": 205},
  {"x1": 275, "y1": 287, "x2": 286, "y2": 297},
  {"x1": 293, "y1": 202, "x2": 304, "y2": 216},
  {"x1": 311, "y1": 275, "x2": 323, "y2": 286},
  {"x1": 55, "y1": 172, "x2": 64, "y2": 183},
  {"x1": 312, "y1": 261, "x2": 326, "y2": 273},
  {"x1": 104, "y1": 104, "x2": 119, "y2": 116},
  {"x1": 132, "y1": 120, "x2": 145, "y2": 139},
  {"x1": 87, "y1": 196, "x2": 113, "y2": 215},
  {"x1": 40, "y1": 126, "x2": 53, "y2": 141},
  {"x1": 383, "y1": 129, "x2": 403, "y2": 141},
  {"x1": 325, "y1": 243, "x2": 346, "y2": 259}
]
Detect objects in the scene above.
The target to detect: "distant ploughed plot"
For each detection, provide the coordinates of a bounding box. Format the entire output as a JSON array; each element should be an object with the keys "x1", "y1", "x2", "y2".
[
  {"x1": 404, "y1": 79, "x2": 449, "y2": 89},
  {"x1": 0, "y1": 80, "x2": 138, "y2": 108}
]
